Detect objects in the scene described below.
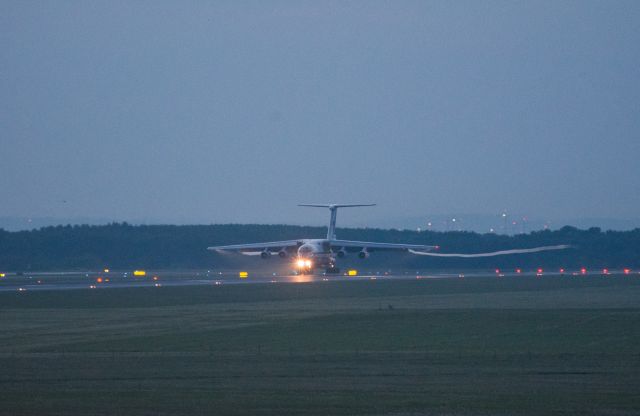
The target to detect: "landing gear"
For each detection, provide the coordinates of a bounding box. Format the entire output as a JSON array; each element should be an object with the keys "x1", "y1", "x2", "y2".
[{"x1": 325, "y1": 267, "x2": 340, "y2": 274}]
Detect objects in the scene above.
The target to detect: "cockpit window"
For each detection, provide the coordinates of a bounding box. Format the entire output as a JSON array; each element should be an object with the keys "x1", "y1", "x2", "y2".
[{"x1": 299, "y1": 245, "x2": 313, "y2": 253}]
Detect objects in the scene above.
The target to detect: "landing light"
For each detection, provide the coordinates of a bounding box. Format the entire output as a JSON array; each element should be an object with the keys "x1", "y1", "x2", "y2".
[{"x1": 297, "y1": 259, "x2": 311, "y2": 268}]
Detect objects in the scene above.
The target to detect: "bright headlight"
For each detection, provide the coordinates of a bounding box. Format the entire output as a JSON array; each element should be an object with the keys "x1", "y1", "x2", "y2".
[{"x1": 297, "y1": 259, "x2": 306, "y2": 268}]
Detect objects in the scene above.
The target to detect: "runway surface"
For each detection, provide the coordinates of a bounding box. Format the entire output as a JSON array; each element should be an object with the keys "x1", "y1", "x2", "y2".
[{"x1": 0, "y1": 268, "x2": 635, "y2": 292}]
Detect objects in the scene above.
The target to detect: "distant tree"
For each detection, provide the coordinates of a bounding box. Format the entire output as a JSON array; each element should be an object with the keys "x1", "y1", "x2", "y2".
[{"x1": 0, "y1": 223, "x2": 638, "y2": 271}]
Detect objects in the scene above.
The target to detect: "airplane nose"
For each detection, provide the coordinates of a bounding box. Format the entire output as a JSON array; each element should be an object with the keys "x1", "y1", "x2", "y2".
[{"x1": 298, "y1": 244, "x2": 314, "y2": 256}]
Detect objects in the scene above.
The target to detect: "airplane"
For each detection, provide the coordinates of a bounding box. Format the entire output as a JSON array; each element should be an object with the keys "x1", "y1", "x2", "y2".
[{"x1": 207, "y1": 204, "x2": 569, "y2": 274}]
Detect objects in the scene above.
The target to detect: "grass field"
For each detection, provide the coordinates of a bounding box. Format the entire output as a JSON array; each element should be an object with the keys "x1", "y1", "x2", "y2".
[{"x1": 1, "y1": 275, "x2": 640, "y2": 415}]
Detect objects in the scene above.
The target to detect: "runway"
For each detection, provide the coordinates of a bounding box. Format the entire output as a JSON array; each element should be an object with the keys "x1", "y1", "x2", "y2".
[
  {"x1": 0, "y1": 268, "x2": 635, "y2": 292},
  {"x1": 0, "y1": 270, "x2": 442, "y2": 292}
]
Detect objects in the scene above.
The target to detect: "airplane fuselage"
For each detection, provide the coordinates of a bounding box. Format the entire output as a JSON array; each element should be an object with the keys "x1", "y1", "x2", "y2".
[{"x1": 295, "y1": 239, "x2": 335, "y2": 271}]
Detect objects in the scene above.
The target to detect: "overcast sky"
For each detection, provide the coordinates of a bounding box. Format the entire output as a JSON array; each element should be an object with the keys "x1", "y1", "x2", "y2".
[{"x1": 2, "y1": 1, "x2": 639, "y2": 229}]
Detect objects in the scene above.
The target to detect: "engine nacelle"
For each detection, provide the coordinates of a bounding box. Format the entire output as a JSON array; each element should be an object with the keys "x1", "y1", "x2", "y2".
[
  {"x1": 260, "y1": 251, "x2": 271, "y2": 259},
  {"x1": 337, "y1": 248, "x2": 347, "y2": 258},
  {"x1": 358, "y1": 250, "x2": 369, "y2": 259},
  {"x1": 278, "y1": 250, "x2": 288, "y2": 258}
]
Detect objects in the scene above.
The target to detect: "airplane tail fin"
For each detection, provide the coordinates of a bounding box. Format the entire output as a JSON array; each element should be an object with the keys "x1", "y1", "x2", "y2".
[{"x1": 298, "y1": 203, "x2": 376, "y2": 240}]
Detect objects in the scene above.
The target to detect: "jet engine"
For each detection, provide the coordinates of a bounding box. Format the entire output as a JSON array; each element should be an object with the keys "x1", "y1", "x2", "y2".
[
  {"x1": 337, "y1": 248, "x2": 347, "y2": 258},
  {"x1": 260, "y1": 251, "x2": 271, "y2": 259},
  {"x1": 278, "y1": 250, "x2": 288, "y2": 258},
  {"x1": 358, "y1": 249, "x2": 369, "y2": 259}
]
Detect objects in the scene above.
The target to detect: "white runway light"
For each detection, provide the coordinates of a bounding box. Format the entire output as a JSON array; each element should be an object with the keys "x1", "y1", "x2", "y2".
[{"x1": 409, "y1": 245, "x2": 571, "y2": 257}]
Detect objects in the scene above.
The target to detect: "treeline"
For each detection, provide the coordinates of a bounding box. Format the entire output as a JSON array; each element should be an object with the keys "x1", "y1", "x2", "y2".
[{"x1": 0, "y1": 223, "x2": 638, "y2": 271}]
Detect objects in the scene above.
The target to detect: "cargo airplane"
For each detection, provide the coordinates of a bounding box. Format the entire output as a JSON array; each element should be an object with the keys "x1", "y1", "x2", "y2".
[{"x1": 208, "y1": 204, "x2": 569, "y2": 274}]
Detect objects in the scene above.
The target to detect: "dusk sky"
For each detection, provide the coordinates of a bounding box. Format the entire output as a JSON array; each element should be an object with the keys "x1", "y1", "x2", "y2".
[{"x1": 2, "y1": 1, "x2": 639, "y2": 230}]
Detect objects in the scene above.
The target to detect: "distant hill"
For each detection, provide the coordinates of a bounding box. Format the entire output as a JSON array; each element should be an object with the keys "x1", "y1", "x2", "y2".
[{"x1": 0, "y1": 223, "x2": 638, "y2": 272}]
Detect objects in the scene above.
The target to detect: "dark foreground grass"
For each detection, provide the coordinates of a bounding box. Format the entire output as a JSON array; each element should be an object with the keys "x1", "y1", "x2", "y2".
[{"x1": 1, "y1": 276, "x2": 640, "y2": 415}]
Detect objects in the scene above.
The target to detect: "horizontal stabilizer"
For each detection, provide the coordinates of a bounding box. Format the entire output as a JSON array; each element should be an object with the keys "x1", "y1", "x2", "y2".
[
  {"x1": 298, "y1": 204, "x2": 375, "y2": 239},
  {"x1": 298, "y1": 204, "x2": 376, "y2": 208}
]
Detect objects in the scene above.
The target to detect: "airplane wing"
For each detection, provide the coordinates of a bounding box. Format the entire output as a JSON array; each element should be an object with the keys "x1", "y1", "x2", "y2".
[
  {"x1": 408, "y1": 244, "x2": 571, "y2": 257},
  {"x1": 330, "y1": 239, "x2": 438, "y2": 252},
  {"x1": 207, "y1": 240, "x2": 301, "y2": 254}
]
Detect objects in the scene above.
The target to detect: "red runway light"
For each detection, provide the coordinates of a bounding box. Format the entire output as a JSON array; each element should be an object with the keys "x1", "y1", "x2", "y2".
[
  {"x1": 580, "y1": 268, "x2": 587, "y2": 275},
  {"x1": 602, "y1": 268, "x2": 609, "y2": 275},
  {"x1": 495, "y1": 269, "x2": 500, "y2": 274},
  {"x1": 537, "y1": 268, "x2": 543, "y2": 274},
  {"x1": 516, "y1": 268, "x2": 522, "y2": 274},
  {"x1": 559, "y1": 268, "x2": 565, "y2": 273},
  {"x1": 624, "y1": 268, "x2": 631, "y2": 275}
]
